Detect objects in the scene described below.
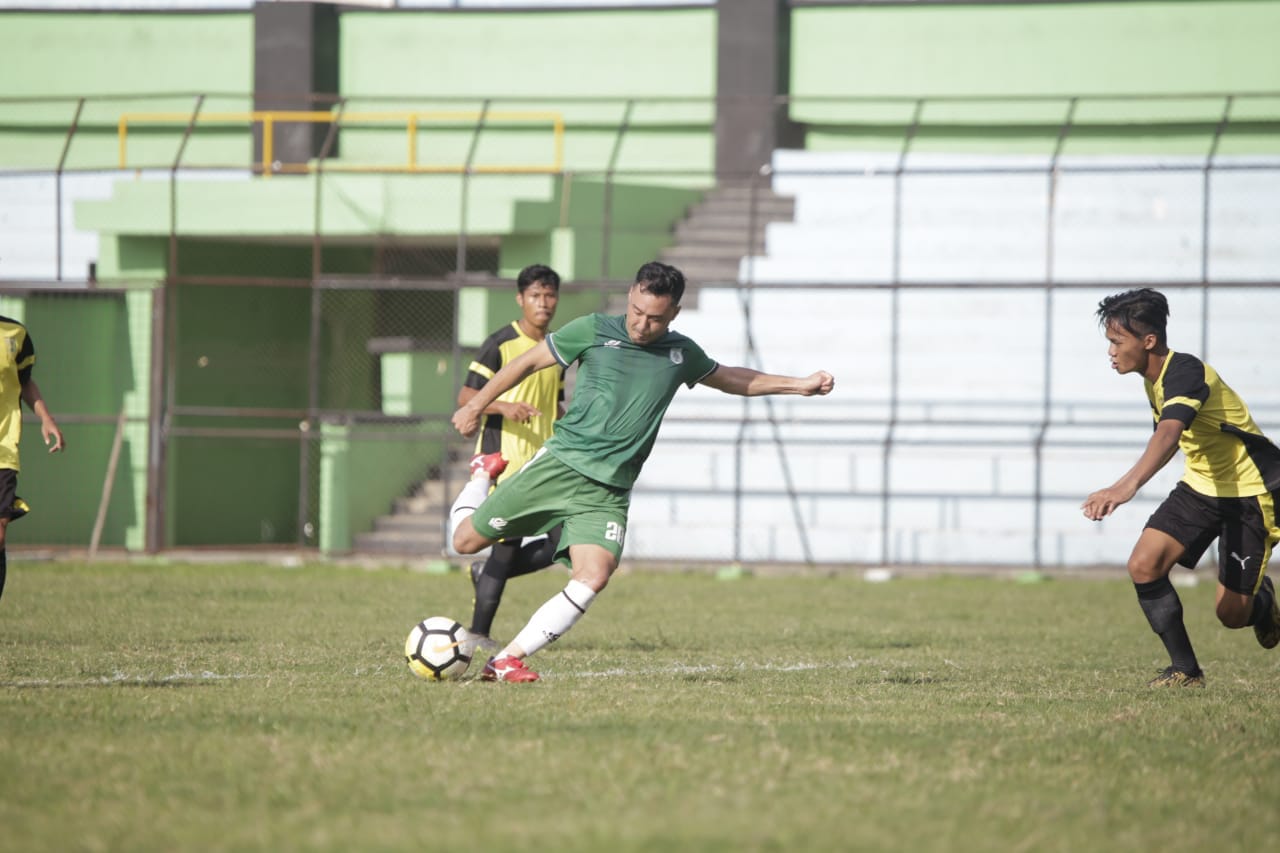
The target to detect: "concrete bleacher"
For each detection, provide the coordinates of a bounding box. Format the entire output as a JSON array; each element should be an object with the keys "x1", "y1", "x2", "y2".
[
  {"x1": 626, "y1": 150, "x2": 1280, "y2": 567},
  {"x1": 745, "y1": 150, "x2": 1280, "y2": 284}
]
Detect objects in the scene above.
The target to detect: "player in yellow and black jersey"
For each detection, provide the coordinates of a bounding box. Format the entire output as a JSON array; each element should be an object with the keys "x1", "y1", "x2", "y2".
[
  {"x1": 0, "y1": 315, "x2": 65, "y2": 602},
  {"x1": 454, "y1": 265, "x2": 566, "y2": 648},
  {"x1": 1083, "y1": 289, "x2": 1280, "y2": 687}
]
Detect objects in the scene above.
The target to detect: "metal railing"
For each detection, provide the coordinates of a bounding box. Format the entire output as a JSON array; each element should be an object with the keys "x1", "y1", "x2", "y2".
[
  {"x1": 116, "y1": 108, "x2": 565, "y2": 176},
  {"x1": 3, "y1": 91, "x2": 1279, "y2": 565}
]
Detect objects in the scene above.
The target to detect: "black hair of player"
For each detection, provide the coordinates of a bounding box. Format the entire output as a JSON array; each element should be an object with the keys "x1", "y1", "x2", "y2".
[
  {"x1": 1096, "y1": 288, "x2": 1169, "y2": 347},
  {"x1": 633, "y1": 261, "x2": 685, "y2": 305},
  {"x1": 517, "y1": 264, "x2": 561, "y2": 294}
]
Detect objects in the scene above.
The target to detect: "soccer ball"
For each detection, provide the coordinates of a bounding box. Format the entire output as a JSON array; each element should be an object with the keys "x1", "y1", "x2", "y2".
[{"x1": 405, "y1": 616, "x2": 474, "y2": 681}]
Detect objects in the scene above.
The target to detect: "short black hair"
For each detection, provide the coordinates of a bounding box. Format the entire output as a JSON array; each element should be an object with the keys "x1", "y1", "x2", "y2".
[
  {"x1": 1096, "y1": 288, "x2": 1169, "y2": 346},
  {"x1": 633, "y1": 261, "x2": 685, "y2": 305},
  {"x1": 517, "y1": 264, "x2": 560, "y2": 293}
]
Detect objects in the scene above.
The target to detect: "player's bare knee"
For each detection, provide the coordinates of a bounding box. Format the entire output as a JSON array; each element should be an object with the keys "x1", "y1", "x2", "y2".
[
  {"x1": 571, "y1": 567, "x2": 611, "y2": 594},
  {"x1": 451, "y1": 523, "x2": 490, "y2": 555},
  {"x1": 1126, "y1": 555, "x2": 1162, "y2": 584},
  {"x1": 1215, "y1": 598, "x2": 1250, "y2": 629}
]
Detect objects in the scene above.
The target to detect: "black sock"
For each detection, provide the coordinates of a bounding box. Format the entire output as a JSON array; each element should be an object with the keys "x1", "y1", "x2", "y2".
[
  {"x1": 0, "y1": 547, "x2": 6, "y2": 602},
  {"x1": 469, "y1": 528, "x2": 563, "y2": 636},
  {"x1": 1135, "y1": 577, "x2": 1200, "y2": 673},
  {"x1": 469, "y1": 542, "x2": 518, "y2": 638},
  {"x1": 1247, "y1": 577, "x2": 1275, "y2": 627}
]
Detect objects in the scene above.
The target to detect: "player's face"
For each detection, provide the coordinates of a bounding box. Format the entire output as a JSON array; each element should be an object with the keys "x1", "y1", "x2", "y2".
[
  {"x1": 626, "y1": 285, "x2": 680, "y2": 345},
  {"x1": 517, "y1": 281, "x2": 559, "y2": 332},
  {"x1": 1104, "y1": 320, "x2": 1155, "y2": 375}
]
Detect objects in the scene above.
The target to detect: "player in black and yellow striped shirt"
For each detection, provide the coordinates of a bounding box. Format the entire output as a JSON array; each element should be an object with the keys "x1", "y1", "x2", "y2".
[
  {"x1": 0, "y1": 315, "x2": 65, "y2": 602},
  {"x1": 1083, "y1": 289, "x2": 1280, "y2": 686},
  {"x1": 455, "y1": 265, "x2": 566, "y2": 647}
]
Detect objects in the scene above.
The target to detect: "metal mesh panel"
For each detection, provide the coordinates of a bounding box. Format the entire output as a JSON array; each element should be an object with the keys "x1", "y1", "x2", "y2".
[{"x1": 4, "y1": 90, "x2": 1278, "y2": 564}]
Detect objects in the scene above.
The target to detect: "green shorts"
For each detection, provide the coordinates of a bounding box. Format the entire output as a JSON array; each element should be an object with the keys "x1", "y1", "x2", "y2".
[{"x1": 471, "y1": 449, "x2": 631, "y2": 568}]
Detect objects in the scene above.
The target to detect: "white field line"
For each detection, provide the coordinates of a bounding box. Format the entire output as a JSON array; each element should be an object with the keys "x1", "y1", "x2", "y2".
[
  {"x1": 570, "y1": 659, "x2": 868, "y2": 679},
  {"x1": 3, "y1": 658, "x2": 894, "y2": 688},
  {"x1": 3, "y1": 670, "x2": 266, "y2": 688}
]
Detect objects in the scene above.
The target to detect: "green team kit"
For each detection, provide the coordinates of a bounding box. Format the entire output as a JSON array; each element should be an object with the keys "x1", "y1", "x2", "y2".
[{"x1": 469, "y1": 312, "x2": 717, "y2": 564}]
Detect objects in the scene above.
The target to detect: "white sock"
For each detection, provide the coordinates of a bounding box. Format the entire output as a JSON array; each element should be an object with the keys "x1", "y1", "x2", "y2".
[
  {"x1": 448, "y1": 475, "x2": 492, "y2": 554},
  {"x1": 508, "y1": 579, "x2": 597, "y2": 658}
]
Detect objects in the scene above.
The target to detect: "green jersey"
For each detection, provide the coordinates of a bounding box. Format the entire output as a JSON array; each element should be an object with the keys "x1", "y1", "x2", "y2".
[{"x1": 544, "y1": 313, "x2": 717, "y2": 489}]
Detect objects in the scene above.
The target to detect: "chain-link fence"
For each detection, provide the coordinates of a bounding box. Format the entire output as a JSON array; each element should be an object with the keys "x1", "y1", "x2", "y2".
[{"x1": 3, "y1": 92, "x2": 1278, "y2": 565}]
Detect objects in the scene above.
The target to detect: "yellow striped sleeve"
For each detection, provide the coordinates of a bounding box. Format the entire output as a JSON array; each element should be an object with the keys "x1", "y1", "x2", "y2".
[
  {"x1": 1164, "y1": 395, "x2": 1203, "y2": 412},
  {"x1": 468, "y1": 361, "x2": 495, "y2": 381}
]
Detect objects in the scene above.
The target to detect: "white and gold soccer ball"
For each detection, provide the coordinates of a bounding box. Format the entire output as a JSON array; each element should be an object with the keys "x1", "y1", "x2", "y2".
[{"x1": 404, "y1": 616, "x2": 474, "y2": 681}]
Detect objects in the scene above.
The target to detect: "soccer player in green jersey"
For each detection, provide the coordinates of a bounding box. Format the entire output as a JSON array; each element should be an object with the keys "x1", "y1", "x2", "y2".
[
  {"x1": 0, "y1": 315, "x2": 65, "y2": 602},
  {"x1": 448, "y1": 261, "x2": 835, "y2": 682},
  {"x1": 1082, "y1": 288, "x2": 1280, "y2": 687},
  {"x1": 456, "y1": 264, "x2": 567, "y2": 650}
]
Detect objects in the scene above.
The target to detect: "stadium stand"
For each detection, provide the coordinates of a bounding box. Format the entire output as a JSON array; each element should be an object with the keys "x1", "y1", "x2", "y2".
[{"x1": 627, "y1": 148, "x2": 1280, "y2": 565}]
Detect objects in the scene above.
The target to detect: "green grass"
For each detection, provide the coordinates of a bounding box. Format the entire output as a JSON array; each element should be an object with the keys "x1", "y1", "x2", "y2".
[{"x1": 2, "y1": 561, "x2": 1278, "y2": 852}]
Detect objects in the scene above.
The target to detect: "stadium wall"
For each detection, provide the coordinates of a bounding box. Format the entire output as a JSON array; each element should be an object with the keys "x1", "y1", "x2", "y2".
[
  {"x1": 0, "y1": 290, "x2": 151, "y2": 550},
  {"x1": 791, "y1": 0, "x2": 1280, "y2": 155},
  {"x1": 2, "y1": 1, "x2": 1277, "y2": 557}
]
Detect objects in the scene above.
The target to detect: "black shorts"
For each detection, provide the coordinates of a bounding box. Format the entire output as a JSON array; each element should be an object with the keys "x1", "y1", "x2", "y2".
[
  {"x1": 1146, "y1": 481, "x2": 1279, "y2": 595},
  {"x1": 0, "y1": 469, "x2": 28, "y2": 522}
]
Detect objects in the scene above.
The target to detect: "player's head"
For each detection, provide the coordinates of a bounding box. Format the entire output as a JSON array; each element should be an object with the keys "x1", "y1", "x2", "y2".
[
  {"x1": 515, "y1": 264, "x2": 560, "y2": 332},
  {"x1": 626, "y1": 262, "x2": 684, "y2": 345},
  {"x1": 517, "y1": 264, "x2": 560, "y2": 295},
  {"x1": 1096, "y1": 288, "x2": 1169, "y2": 375},
  {"x1": 633, "y1": 261, "x2": 686, "y2": 305}
]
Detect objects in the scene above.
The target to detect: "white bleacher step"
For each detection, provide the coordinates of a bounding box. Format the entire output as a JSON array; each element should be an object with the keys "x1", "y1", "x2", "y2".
[
  {"x1": 688, "y1": 197, "x2": 795, "y2": 221},
  {"x1": 374, "y1": 514, "x2": 443, "y2": 533},
  {"x1": 673, "y1": 222, "x2": 772, "y2": 248},
  {"x1": 393, "y1": 494, "x2": 441, "y2": 515},
  {"x1": 661, "y1": 243, "x2": 754, "y2": 263}
]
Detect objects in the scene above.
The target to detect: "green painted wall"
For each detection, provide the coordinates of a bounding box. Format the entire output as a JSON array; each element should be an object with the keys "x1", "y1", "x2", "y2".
[
  {"x1": 10, "y1": 2, "x2": 1277, "y2": 550},
  {"x1": 0, "y1": 12, "x2": 253, "y2": 170},
  {"x1": 791, "y1": 1, "x2": 1280, "y2": 154},
  {"x1": 78, "y1": 174, "x2": 562, "y2": 242},
  {"x1": 340, "y1": 10, "x2": 715, "y2": 108},
  {"x1": 167, "y1": 283, "x2": 307, "y2": 546},
  {"x1": 80, "y1": 174, "x2": 701, "y2": 282},
  {"x1": 0, "y1": 290, "x2": 152, "y2": 550},
  {"x1": 336, "y1": 9, "x2": 716, "y2": 178},
  {"x1": 318, "y1": 421, "x2": 452, "y2": 554}
]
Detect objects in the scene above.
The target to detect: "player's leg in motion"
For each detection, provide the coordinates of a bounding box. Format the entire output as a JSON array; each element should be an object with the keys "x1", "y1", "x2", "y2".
[
  {"x1": 448, "y1": 452, "x2": 507, "y2": 553},
  {"x1": 469, "y1": 526, "x2": 563, "y2": 640},
  {"x1": 0, "y1": 472, "x2": 20, "y2": 603},
  {"x1": 1248, "y1": 574, "x2": 1280, "y2": 649},
  {"x1": 1215, "y1": 494, "x2": 1280, "y2": 649},
  {"x1": 1129, "y1": 528, "x2": 1203, "y2": 686},
  {"x1": 469, "y1": 540, "x2": 520, "y2": 642},
  {"x1": 0, "y1": 518, "x2": 8, "y2": 602},
  {"x1": 482, "y1": 542, "x2": 613, "y2": 684}
]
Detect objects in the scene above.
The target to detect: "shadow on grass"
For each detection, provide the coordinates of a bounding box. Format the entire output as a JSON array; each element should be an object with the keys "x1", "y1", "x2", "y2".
[{"x1": 880, "y1": 673, "x2": 945, "y2": 685}]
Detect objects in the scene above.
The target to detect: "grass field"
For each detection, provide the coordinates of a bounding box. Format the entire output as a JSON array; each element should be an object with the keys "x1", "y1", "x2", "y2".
[{"x1": 2, "y1": 559, "x2": 1278, "y2": 852}]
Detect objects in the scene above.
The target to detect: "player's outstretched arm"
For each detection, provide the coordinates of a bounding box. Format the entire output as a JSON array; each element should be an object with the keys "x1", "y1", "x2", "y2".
[
  {"x1": 700, "y1": 366, "x2": 834, "y2": 398},
  {"x1": 1081, "y1": 418, "x2": 1182, "y2": 521},
  {"x1": 20, "y1": 378, "x2": 64, "y2": 453},
  {"x1": 457, "y1": 385, "x2": 543, "y2": 424},
  {"x1": 451, "y1": 341, "x2": 558, "y2": 438}
]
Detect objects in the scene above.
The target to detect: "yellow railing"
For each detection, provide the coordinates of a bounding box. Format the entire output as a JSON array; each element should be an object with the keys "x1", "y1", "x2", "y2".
[{"x1": 117, "y1": 110, "x2": 565, "y2": 176}]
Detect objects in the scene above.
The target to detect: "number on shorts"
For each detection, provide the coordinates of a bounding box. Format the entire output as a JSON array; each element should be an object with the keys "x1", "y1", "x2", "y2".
[{"x1": 605, "y1": 521, "x2": 626, "y2": 546}]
